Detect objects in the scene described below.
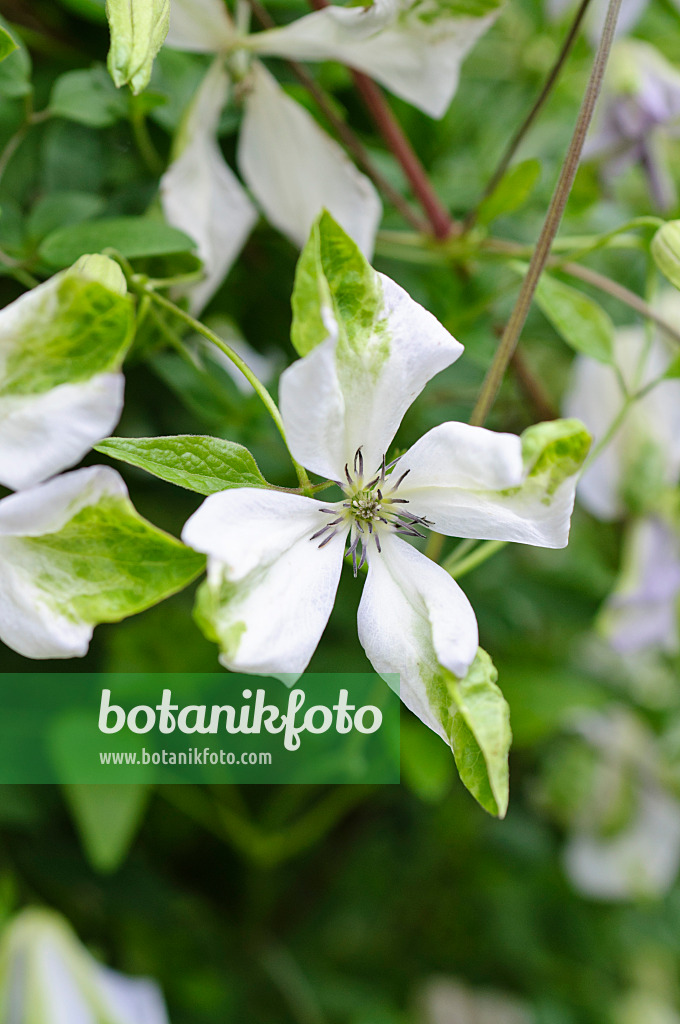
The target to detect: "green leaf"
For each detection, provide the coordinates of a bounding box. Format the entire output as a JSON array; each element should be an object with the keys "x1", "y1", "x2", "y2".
[
  {"x1": 0, "y1": 24, "x2": 18, "y2": 63},
  {"x1": 0, "y1": 16, "x2": 30, "y2": 97},
  {"x1": 534, "y1": 273, "x2": 615, "y2": 364},
  {"x1": 95, "y1": 435, "x2": 270, "y2": 494},
  {"x1": 521, "y1": 418, "x2": 592, "y2": 494},
  {"x1": 0, "y1": 259, "x2": 134, "y2": 398},
  {"x1": 652, "y1": 220, "x2": 680, "y2": 290},
  {"x1": 63, "y1": 784, "x2": 151, "y2": 873},
  {"x1": 49, "y1": 65, "x2": 129, "y2": 127},
  {"x1": 20, "y1": 494, "x2": 205, "y2": 624},
  {"x1": 291, "y1": 211, "x2": 387, "y2": 361},
  {"x1": 448, "y1": 649, "x2": 511, "y2": 818},
  {"x1": 663, "y1": 351, "x2": 680, "y2": 379},
  {"x1": 26, "y1": 192, "x2": 106, "y2": 242},
  {"x1": 39, "y1": 216, "x2": 196, "y2": 268},
  {"x1": 106, "y1": 0, "x2": 169, "y2": 94},
  {"x1": 477, "y1": 159, "x2": 541, "y2": 226}
]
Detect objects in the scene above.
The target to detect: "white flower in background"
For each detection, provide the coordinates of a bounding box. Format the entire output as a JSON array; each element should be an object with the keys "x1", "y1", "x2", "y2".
[
  {"x1": 599, "y1": 517, "x2": 680, "y2": 654},
  {"x1": 562, "y1": 710, "x2": 680, "y2": 900},
  {"x1": 563, "y1": 299, "x2": 680, "y2": 654},
  {"x1": 563, "y1": 307, "x2": 680, "y2": 522},
  {"x1": 183, "y1": 217, "x2": 589, "y2": 744},
  {"x1": 420, "y1": 977, "x2": 534, "y2": 1024},
  {"x1": 0, "y1": 466, "x2": 204, "y2": 660},
  {"x1": 247, "y1": 0, "x2": 504, "y2": 120},
  {"x1": 161, "y1": 0, "x2": 503, "y2": 311},
  {"x1": 546, "y1": 0, "x2": 680, "y2": 45},
  {"x1": 584, "y1": 41, "x2": 680, "y2": 211},
  {"x1": 0, "y1": 908, "x2": 170, "y2": 1023},
  {"x1": 161, "y1": 0, "x2": 382, "y2": 313},
  {"x1": 0, "y1": 254, "x2": 133, "y2": 491}
]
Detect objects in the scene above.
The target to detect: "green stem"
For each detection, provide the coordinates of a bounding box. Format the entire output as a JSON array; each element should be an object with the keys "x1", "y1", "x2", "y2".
[
  {"x1": 469, "y1": 0, "x2": 623, "y2": 427},
  {"x1": 129, "y1": 103, "x2": 164, "y2": 177},
  {"x1": 143, "y1": 287, "x2": 313, "y2": 492},
  {"x1": 443, "y1": 539, "x2": 507, "y2": 580}
]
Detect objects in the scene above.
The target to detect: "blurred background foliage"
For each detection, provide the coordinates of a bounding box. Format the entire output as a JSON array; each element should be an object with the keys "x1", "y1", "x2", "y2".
[{"x1": 0, "y1": 0, "x2": 679, "y2": 1020}]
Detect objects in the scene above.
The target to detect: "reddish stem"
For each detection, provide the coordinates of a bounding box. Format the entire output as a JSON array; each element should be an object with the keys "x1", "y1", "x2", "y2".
[{"x1": 308, "y1": 0, "x2": 454, "y2": 240}]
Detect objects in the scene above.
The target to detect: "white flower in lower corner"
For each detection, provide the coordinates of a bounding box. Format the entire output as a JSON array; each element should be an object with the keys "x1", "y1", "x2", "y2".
[
  {"x1": 0, "y1": 908, "x2": 170, "y2": 1024},
  {"x1": 182, "y1": 252, "x2": 589, "y2": 743},
  {"x1": 420, "y1": 977, "x2": 534, "y2": 1024},
  {"x1": 0, "y1": 254, "x2": 133, "y2": 491}
]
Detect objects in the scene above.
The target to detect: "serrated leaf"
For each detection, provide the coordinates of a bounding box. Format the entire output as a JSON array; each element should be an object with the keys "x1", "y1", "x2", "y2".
[
  {"x1": 63, "y1": 783, "x2": 150, "y2": 873},
  {"x1": 95, "y1": 435, "x2": 270, "y2": 494},
  {"x1": 39, "y1": 216, "x2": 195, "y2": 268},
  {"x1": 106, "y1": 0, "x2": 169, "y2": 94},
  {"x1": 448, "y1": 649, "x2": 511, "y2": 818},
  {"x1": 477, "y1": 158, "x2": 541, "y2": 226},
  {"x1": 535, "y1": 273, "x2": 614, "y2": 364},
  {"x1": 49, "y1": 65, "x2": 129, "y2": 127}
]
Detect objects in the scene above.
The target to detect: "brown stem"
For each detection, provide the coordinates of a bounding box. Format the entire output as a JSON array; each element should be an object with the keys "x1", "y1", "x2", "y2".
[
  {"x1": 510, "y1": 348, "x2": 560, "y2": 421},
  {"x1": 469, "y1": 0, "x2": 623, "y2": 427},
  {"x1": 464, "y1": 0, "x2": 594, "y2": 232},
  {"x1": 246, "y1": 0, "x2": 428, "y2": 233},
  {"x1": 307, "y1": 0, "x2": 454, "y2": 240}
]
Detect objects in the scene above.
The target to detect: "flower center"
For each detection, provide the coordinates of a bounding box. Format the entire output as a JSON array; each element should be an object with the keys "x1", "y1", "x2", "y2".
[{"x1": 310, "y1": 447, "x2": 434, "y2": 577}]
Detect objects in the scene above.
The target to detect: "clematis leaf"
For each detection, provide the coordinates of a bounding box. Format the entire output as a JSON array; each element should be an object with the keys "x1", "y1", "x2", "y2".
[
  {"x1": 0, "y1": 467, "x2": 206, "y2": 659},
  {"x1": 95, "y1": 435, "x2": 270, "y2": 494},
  {"x1": 63, "y1": 783, "x2": 151, "y2": 874},
  {"x1": 49, "y1": 65, "x2": 129, "y2": 127},
  {"x1": 534, "y1": 273, "x2": 615, "y2": 364},
  {"x1": 0, "y1": 24, "x2": 17, "y2": 63},
  {"x1": 39, "y1": 215, "x2": 196, "y2": 268},
  {"x1": 291, "y1": 210, "x2": 384, "y2": 357},
  {"x1": 448, "y1": 648, "x2": 511, "y2": 817},
  {"x1": 652, "y1": 221, "x2": 680, "y2": 291},
  {"x1": 106, "y1": 0, "x2": 169, "y2": 94},
  {"x1": 476, "y1": 158, "x2": 541, "y2": 226}
]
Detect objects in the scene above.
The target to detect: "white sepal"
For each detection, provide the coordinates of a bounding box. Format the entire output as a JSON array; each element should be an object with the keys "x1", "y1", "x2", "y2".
[
  {"x1": 238, "y1": 61, "x2": 381, "y2": 257},
  {"x1": 164, "y1": 0, "x2": 237, "y2": 52},
  {"x1": 280, "y1": 272, "x2": 463, "y2": 480},
  {"x1": 161, "y1": 61, "x2": 257, "y2": 314},
  {"x1": 357, "y1": 532, "x2": 479, "y2": 743},
  {"x1": 248, "y1": 0, "x2": 501, "y2": 119},
  {"x1": 183, "y1": 488, "x2": 347, "y2": 676}
]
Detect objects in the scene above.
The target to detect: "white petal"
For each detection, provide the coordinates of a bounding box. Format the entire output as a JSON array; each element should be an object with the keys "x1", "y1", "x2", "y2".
[
  {"x1": 183, "y1": 489, "x2": 346, "y2": 675},
  {"x1": 357, "y1": 533, "x2": 478, "y2": 743},
  {"x1": 0, "y1": 467, "x2": 127, "y2": 659},
  {"x1": 564, "y1": 786, "x2": 680, "y2": 900},
  {"x1": 164, "y1": 0, "x2": 236, "y2": 52},
  {"x1": 238, "y1": 62, "x2": 381, "y2": 256},
  {"x1": 97, "y1": 966, "x2": 171, "y2": 1024},
  {"x1": 249, "y1": 0, "x2": 500, "y2": 119},
  {"x1": 600, "y1": 517, "x2": 680, "y2": 654},
  {"x1": 160, "y1": 62, "x2": 257, "y2": 314},
  {"x1": 0, "y1": 373, "x2": 124, "y2": 491},
  {"x1": 280, "y1": 273, "x2": 463, "y2": 479},
  {"x1": 395, "y1": 421, "x2": 574, "y2": 548}
]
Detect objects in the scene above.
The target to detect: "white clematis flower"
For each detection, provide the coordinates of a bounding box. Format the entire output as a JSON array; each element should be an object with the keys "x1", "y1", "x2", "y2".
[
  {"x1": 0, "y1": 254, "x2": 133, "y2": 491},
  {"x1": 183, "y1": 227, "x2": 588, "y2": 742},
  {"x1": 0, "y1": 908, "x2": 170, "y2": 1024},
  {"x1": 161, "y1": 0, "x2": 382, "y2": 311},
  {"x1": 247, "y1": 0, "x2": 504, "y2": 120},
  {"x1": 563, "y1": 310, "x2": 680, "y2": 521},
  {"x1": 562, "y1": 711, "x2": 680, "y2": 901}
]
